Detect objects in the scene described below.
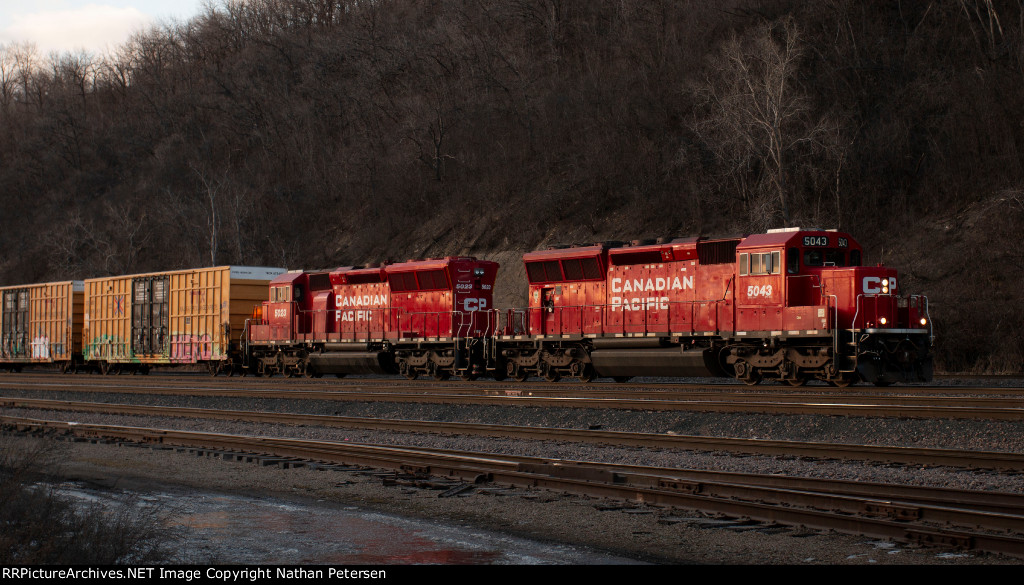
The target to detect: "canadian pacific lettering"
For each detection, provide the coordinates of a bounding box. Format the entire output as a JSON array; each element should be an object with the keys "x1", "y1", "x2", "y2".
[{"x1": 609, "y1": 275, "x2": 692, "y2": 311}]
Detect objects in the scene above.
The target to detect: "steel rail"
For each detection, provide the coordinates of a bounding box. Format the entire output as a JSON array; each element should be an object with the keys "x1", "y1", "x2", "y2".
[
  {"x1": 4, "y1": 378, "x2": 1024, "y2": 420},
  {"x1": 3, "y1": 372, "x2": 1024, "y2": 420},
  {"x1": 2, "y1": 370, "x2": 1024, "y2": 396},
  {"x1": 4, "y1": 415, "x2": 1024, "y2": 559},
  {"x1": 6, "y1": 396, "x2": 1024, "y2": 472}
]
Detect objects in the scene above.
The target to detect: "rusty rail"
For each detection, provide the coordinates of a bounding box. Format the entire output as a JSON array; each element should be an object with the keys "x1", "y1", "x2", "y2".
[
  {"x1": 5, "y1": 397, "x2": 1024, "y2": 471},
  {"x1": 4, "y1": 415, "x2": 1024, "y2": 559}
]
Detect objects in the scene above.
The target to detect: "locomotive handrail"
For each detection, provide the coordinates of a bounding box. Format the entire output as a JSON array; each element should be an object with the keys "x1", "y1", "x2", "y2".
[
  {"x1": 852, "y1": 292, "x2": 894, "y2": 332},
  {"x1": 828, "y1": 294, "x2": 839, "y2": 362},
  {"x1": 501, "y1": 309, "x2": 528, "y2": 335},
  {"x1": 511, "y1": 298, "x2": 734, "y2": 337},
  {"x1": 922, "y1": 295, "x2": 934, "y2": 343}
]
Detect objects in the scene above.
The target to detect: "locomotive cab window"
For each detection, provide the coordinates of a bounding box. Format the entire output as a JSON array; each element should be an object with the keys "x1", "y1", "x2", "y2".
[
  {"x1": 804, "y1": 250, "x2": 823, "y2": 267},
  {"x1": 850, "y1": 250, "x2": 862, "y2": 266},
  {"x1": 804, "y1": 249, "x2": 849, "y2": 267},
  {"x1": 270, "y1": 286, "x2": 291, "y2": 302},
  {"x1": 787, "y1": 248, "x2": 800, "y2": 274},
  {"x1": 824, "y1": 250, "x2": 845, "y2": 266},
  {"x1": 740, "y1": 251, "x2": 781, "y2": 276}
]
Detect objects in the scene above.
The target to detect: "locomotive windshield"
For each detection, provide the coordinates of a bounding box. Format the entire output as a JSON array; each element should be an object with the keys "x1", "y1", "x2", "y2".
[{"x1": 802, "y1": 248, "x2": 862, "y2": 267}]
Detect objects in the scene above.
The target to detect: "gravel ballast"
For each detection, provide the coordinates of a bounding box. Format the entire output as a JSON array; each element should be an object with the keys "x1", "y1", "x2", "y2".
[{"x1": 3, "y1": 381, "x2": 1024, "y2": 564}]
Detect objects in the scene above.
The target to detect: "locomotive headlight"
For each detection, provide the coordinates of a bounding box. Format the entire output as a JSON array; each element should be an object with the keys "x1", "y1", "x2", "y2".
[
  {"x1": 473, "y1": 268, "x2": 485, "y2": 276},
  {"x1": 879, "y1": 317, "x2": 888, "y2": 325},
  {"x1": 920, "y1": 318, "x2": 928, "y2": 326}
]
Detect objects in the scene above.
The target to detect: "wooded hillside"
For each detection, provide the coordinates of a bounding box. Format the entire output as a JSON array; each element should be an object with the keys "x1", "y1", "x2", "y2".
[{"x1": 1, "y1": 0, "x2": 1022, "y2": 372}]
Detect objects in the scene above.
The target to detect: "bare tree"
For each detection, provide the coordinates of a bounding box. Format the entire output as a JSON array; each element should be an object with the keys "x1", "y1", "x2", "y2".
[
  {"x1": 692, "y1": 17, "x2": 836, "y2": 230},
  {"x1": 190, "y1": 161, "x2": 228, "y2": 267}
]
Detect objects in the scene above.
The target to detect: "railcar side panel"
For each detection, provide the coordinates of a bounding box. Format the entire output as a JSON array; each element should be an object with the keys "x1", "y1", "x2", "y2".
[
  {"x1": 86, "y1": 266, "x2": 283, "y2": 367},
  {"x1": 0, "y1": 281, "x2": 82, "y2": 365}
]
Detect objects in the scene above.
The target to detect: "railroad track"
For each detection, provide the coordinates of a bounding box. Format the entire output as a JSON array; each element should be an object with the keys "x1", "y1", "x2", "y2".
[
  {"x1": 4, "y1": 370, "x2": 1024, "y2": 396},
  {"x1": 5, "y1": 396, "x2": 1024, "y2": 471},
  {"x1": 3, "y1": 374, "x2": 1024, "y2": 420},
  {"x1": 4, "y1": 415, "x2": 1024, "y2": 559}
]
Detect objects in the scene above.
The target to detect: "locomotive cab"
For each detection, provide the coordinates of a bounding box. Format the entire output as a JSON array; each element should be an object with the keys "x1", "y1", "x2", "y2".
[
  {"x1": 729, "y1": 228, "x2": 932, "y2": 386},
  {"x1": 766, "y1": 228, "x2": 932, "y2": 384},
  {"x1": 252, "y1": 271, "x2": 306, "y2": 342}
]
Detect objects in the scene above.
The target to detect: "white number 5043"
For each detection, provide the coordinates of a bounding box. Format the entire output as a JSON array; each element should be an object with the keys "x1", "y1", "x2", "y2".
[{"x1": 747, "y1": 284, "x2": 773, "y2": 298}]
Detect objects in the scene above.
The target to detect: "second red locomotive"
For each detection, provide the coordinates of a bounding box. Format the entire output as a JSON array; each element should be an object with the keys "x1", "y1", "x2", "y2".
[{"x1": 245, "y1": 256, "x2": 500, "y2": 379}]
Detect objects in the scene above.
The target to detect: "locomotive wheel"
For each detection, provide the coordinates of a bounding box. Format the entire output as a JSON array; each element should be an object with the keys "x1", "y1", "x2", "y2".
[
  {"x1": 506, "y1": 361, "x2": 527, "y2": 382},
  {"x1": 511, "y1": 364, "x2": 528, "y2": 382},
  {"x1": 575, "y1": 364, "x2": 596, "y2": 383},
  {"x1": 786, "y1": 378, "x2": 807, "y2": 387},
  {"x1": 543, "y1": 368, "x2": 560, "y2": 383},
  {"x1": 733, "y1": 361, "x2": 760, "y2": 385},
  {"x1": 829, "y1": 375, "x2": 856, "y2": 388}
]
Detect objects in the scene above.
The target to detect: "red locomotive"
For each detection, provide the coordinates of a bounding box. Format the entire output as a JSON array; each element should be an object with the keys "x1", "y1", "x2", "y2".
[
  {"x1": 243, "y1": 228, "x2": 932, "y2": 386},
  {"x1": 245, "y1": 257, "x2": 500, "y2": 379}
]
